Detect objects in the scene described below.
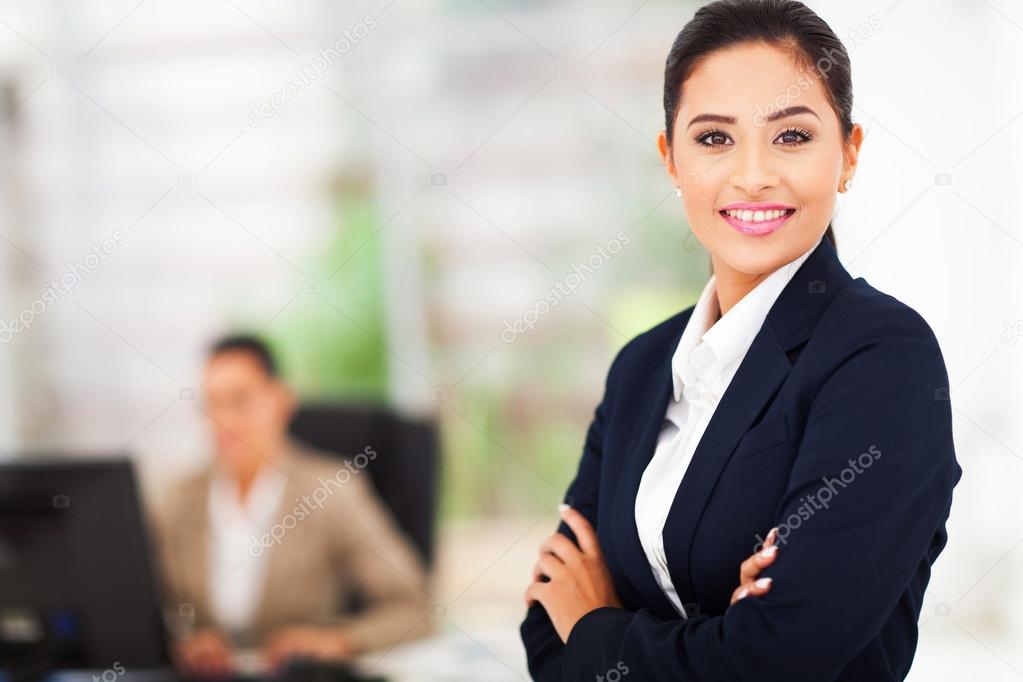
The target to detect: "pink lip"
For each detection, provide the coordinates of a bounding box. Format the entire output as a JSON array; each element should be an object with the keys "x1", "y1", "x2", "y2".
[
  {"x1": 719, "y1": 204, "x2": 796, "y2": 237},
  {"x1": 720, "y1": 201, "x2": 795, "y2": 211}
]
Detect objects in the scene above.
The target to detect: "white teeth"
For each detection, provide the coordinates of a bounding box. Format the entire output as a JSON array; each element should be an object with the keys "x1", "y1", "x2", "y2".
[{"x1": 723, "y1": 208, "x2": 790, "y2": 222}]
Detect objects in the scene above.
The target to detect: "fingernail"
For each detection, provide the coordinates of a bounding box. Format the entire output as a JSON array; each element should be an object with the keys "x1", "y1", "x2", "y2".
[
  {"x1": 737, "y1": 587, "x2": 749, "y2": 599},
  {"x1": 755, "y1": 577, "x2": 772, "y2": 588},
  {"x1": 558, "y1": 503, "x2": 571, "y2": 513},
  {"x1": 767, "y1": 527, "x2": 778, "y2": 543},
  {"x1": 759, "y1": 545, "x2": 778, "y2": 558}
]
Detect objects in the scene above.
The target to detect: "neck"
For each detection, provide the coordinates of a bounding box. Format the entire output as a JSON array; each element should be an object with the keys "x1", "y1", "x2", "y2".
[
  {"x1": 235, "y1": 466, "x2": 261, "y2": 503},
  {"x1": 225, "y1": 440, "x2": 283, "y2": 504},
  {"x1": 711, "y1": 258, "x2": 769, "y2": 318}
]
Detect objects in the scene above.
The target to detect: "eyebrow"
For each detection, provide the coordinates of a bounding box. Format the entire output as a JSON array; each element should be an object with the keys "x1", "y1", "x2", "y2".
[{"x1": 686, "y1": 105, "x2": 822, "y2": 130}]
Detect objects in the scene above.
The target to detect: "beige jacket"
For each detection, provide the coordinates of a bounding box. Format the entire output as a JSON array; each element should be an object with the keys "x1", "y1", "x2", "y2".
[{"x1": 155, "y1": 439, "x2": 432, "y2": 653}]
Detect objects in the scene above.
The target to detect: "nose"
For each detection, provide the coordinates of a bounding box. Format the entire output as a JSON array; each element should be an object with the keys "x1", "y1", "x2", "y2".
[{"x1": 728, "y1": 141, "x2": 779, "y2": 196}]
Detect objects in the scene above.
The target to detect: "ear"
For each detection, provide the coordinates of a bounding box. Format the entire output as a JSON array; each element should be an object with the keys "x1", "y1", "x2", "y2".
[
  {"x1": 657, "y1": 130, "x2": 680, "y2": 186},
  {"x1": 842, "y1": 123, "x2": 864, "y2": 184},
  {"x1": 274, "y1": 381, "x2": 297, "y2": 422}
]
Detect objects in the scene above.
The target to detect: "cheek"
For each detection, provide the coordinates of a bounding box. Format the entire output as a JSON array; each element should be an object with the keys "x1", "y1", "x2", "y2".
[
  {"x1": 678, "y1": 171, "x2": 728, "y2": 233},
  {"x1": 253, "y1": 401, "x2": 286, "y2": 434},
  {"x1": 788, "y1": 147, "x2": 844, "y2": 199}
]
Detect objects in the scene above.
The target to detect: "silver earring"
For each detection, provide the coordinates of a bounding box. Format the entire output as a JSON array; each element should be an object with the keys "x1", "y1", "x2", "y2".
[
  {"x1": 674, "y1": 186, "x2": 682, "y2": 197},
  {"x1": 842, "y1": 179, "x2": 852, "y2": 192}
]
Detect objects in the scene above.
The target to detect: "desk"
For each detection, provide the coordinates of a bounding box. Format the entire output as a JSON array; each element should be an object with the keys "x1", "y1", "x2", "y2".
[{"x1": 354, "y1": 629, "x2": 528, "y2": 681}]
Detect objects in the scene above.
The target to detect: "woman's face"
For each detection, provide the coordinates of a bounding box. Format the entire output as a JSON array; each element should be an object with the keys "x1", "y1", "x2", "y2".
[{"x1": 658, "y1": 41, "x2": 862, "y2": 279}]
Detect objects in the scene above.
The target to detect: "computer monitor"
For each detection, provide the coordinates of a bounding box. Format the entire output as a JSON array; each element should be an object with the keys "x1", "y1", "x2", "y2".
[{"x1": 0, "y1": 458, "x2": 170, "y2": 677}]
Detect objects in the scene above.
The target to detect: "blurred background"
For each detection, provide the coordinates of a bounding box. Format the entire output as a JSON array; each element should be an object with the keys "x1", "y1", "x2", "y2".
[{"x1": 0, "y1": 0, "x2": 1021, "y2": 679}]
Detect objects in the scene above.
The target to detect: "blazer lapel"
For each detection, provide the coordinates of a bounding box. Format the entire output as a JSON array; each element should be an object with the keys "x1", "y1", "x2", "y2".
[
  {"x1": 175, "y1": 472, "x2": 211, "y2": 626},
  {"x1": 661, "y1": 319, "x2": 791, "y2": 613},
  {"x1": 612, "y1": 314, "x2": 690, "y2": 619},
  {"x1": 615, "y1": 236, "x2": 852, "y2": 617},
  {"x1": 662, "y1": 236, "x2": 853, "y2": 613},
  {"x1": 248, "y1": 448, "x2": 302, "y2": 640}
]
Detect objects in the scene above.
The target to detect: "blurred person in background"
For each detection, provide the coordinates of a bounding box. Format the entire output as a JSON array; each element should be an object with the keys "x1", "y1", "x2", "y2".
[{"x1": 155, "y1": 335, "x2": 430, "y2": 676}]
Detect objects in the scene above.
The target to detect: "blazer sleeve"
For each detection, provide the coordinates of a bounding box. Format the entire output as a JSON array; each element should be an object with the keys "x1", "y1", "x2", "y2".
[
  {"x1": 538, "y1": 318, "x2": 962, "y2": 681},
  {"x1": 520, "y1": 344, "x2": 625, "y2": 682},
  {"x1": 152, "y1": 476, "x2": 211, "y2": 638},
  {"x1": 325, "y1": 468, "x2": 432, "y2": 653}
]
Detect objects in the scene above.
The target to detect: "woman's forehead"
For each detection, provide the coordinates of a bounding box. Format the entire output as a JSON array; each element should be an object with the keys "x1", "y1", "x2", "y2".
[{"x1": 679, "y1": 43, "x2": 832, "y2": 122}]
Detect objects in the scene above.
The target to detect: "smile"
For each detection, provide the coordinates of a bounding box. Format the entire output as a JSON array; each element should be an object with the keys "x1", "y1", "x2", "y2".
[{"x1": 718, "y1": 204, "x2": 796, "y2": 236}]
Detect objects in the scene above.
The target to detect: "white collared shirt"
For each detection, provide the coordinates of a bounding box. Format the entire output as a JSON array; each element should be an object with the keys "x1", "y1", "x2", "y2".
[
  {"x1": 207, "y1": 463, "x2": 287, "y2": 634},
  {"x1": 634, "y1": 235, "x2": 822, "y2": 617}
]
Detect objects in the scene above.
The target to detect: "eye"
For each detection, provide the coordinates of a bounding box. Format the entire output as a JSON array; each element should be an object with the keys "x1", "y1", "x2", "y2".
[
  {"x1": 775, "y1": 126, "x2": 813, "y2": 147},
  {"x1": 694, "y1": 128, "x2": 733, "y2": 148}
]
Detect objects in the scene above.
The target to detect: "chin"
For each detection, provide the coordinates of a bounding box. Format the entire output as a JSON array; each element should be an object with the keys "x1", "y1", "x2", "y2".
[
  {"x1": 215, "y1": 447, "x2": 247, "y2": 470},
  {"x1": 717, "y1": 241, "x2": 791, "y2": 276}
]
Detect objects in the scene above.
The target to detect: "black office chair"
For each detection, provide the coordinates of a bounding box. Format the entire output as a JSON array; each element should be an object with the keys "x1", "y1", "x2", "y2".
[{"x1": 288, "y1": 402, "x2": 440, "y2": 570}]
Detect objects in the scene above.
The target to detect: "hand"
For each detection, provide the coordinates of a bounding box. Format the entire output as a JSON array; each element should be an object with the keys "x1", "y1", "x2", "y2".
[
  {"x1": 524, "y1": 504, "x2": 623, "y2": 643},
  {"x1": 171, "y1": 628, "x2": 235, "y2": 678},
  {"x1": 729, "y1": 526, "x2": 780, "y2": 606},
  {"x1": 261, "y1": 625, "x2": 355, "y2": 669}
]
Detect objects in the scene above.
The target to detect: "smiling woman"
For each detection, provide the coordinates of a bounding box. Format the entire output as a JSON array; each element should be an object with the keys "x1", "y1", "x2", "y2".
[
  {"x1": 660, "y1": 27, "x2": 863, "y2": 315},
  {"x1": 520, "y1": 1, "x2": 961, "y2": 681}
]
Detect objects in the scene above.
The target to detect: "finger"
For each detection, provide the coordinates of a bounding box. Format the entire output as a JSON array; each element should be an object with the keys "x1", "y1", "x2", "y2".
[
  {"x1": 192, "y1": 647, "x2": 221, "y2": 676},
  {"x1": 525, "y1": 581, "x2": 549, "y2": 607},
  {"x1": 534, "y1": 553, "x2": 568, "y2": 583},
  {"x1": 533, "y1": 541, "x2": 567, "y2": 581},
  {"x1": 731, "y1": 577, "x2": 774, "y2": 605},
  {"x1": 262, "y1": 638, "x2": 286, "y2": 668},
  {"x1": 207, "y1": 650, "x2": 232, "y2": 677},
  {"x1": 750, "y1": 576, "x2": 773, "y2": 594},
  {"x1": 532, "y1": 550, "x2": 566, "y2": 582},
  {"x1": 269, "y1": 636, "x2": 299, "y2": 664},
  {"x1": 539, "y1": 532, "x2": 583, "y2": 565},
  {"x1": 739, "y1": 543, "x2": 779, "y2": 584},
  {"x1": 194, "y1": 652, "x2": 226, "y2": 679},
  {"x1": 524, "y1": 584, "x2": 539, "y2": 607},
  {"x1": 559, "y1": 504, "x2": 599, "y2": 556}
]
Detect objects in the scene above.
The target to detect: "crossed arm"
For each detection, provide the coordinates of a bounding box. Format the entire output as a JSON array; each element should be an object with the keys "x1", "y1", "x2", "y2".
[{"x1": 521, "y1": 332, "x2": 960, "y2": 681}]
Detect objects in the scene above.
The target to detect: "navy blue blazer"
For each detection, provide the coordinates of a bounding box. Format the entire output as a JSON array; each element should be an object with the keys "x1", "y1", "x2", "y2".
[{"x1": 520, "y1": 236, "x2": 962, "y2": 681}]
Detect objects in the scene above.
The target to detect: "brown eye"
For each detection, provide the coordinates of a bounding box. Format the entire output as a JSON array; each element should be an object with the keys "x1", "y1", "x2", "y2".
[
  {"x1": 775, "y1": 127, "x2": 813, "y2": 146},
  {"x1": 695, "y1": 129, "x2": 733, "y2": 147}
]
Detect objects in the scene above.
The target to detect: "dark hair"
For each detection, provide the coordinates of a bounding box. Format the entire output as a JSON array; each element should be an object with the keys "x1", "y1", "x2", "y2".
[
  {"x1": 209, "y1": 334, "x2": 278, "y2": 377},
  {"x1": 664, "y1": 0, "x2": 853, "y2": 252}
]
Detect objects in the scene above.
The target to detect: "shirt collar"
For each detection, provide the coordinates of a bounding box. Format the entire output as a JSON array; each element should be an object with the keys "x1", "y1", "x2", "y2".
[
  {"x1": 671, "y1": 233, "x2": 823, "y2": 402},
  {"x1": 671, "y1": 272, "x2": 720, "y2": 402},
  {"x1": 209, "y1": 461, "x2": 287, "y2": 527}
]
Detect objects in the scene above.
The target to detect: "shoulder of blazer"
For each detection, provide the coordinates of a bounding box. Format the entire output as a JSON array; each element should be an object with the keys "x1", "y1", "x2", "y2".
[
  {"x1": 280, "y1": 439, "x2": 382, "y2": 509},
  {"x1": 159, "y1": 467, "x2": 212, "y2": 534},
  {"x1": 606, "y1": 276, "x2": 945, "y2": 388},
  {"x1": 604, "y1": 304, "x2": 695, "y2": 385},
  {"x1": 806, "y1": 277, "x2": 951, "y2": 415},
  {"x1": 821, "y1": 277, "x2": 944, "y2": 357}
]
